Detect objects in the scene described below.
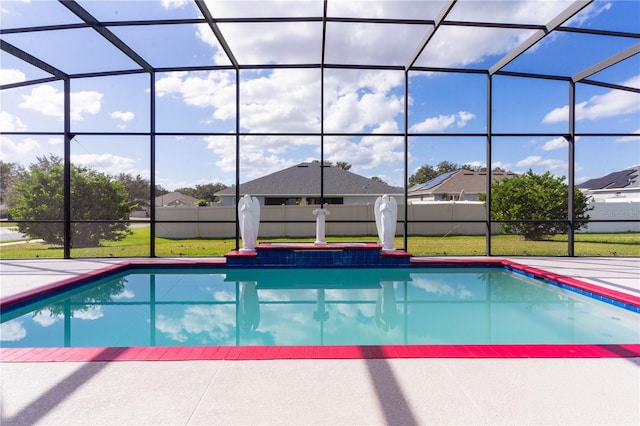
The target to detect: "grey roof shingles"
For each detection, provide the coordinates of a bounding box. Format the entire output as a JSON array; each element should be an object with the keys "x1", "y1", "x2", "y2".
[
  {"x1": 408, "y1": 169, "x2": 517, "y2": 195},
  {"x1": 216, "y1": 162, "x2": 402, "y2": 196}
]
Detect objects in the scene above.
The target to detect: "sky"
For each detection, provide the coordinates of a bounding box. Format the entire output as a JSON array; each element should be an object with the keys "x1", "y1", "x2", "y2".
[{"x1": 0, "y1": 0, "x2": 639, "y2": 192}]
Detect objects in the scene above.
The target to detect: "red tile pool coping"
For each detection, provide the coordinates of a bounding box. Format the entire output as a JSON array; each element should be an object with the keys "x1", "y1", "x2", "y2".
[
  {"x1": 2, "y1": 257, "x2": 639, "y2": 362},
  {"x1": 2, "y1": 344, "x2": 639, "y2": 362}
]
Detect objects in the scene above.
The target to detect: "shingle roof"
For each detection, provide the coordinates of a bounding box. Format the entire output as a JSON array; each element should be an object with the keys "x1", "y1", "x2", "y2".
[
  {"x1": 577, "y1": 166, "x2": 640, "y2": 190},
  {"x1": 155, "y1": 192, "x2": 198, "y2": 206},
  {"x1": 216, "y1": 162, "x2": 402, "y2": 196},
  {"x1": 408, "y1": 169, "x2": 517, "y2": 195}
]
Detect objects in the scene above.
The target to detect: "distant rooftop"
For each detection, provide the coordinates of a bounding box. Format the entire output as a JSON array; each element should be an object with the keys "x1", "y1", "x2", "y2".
[
  {"x1": 408, "y1": 169, "x2": 517, "y2": 195},
  {"x1": 216, "y1": 162, "x2": 402, "y2": 197},
  {"x1": 578, "y1": 167, "x2": 640, "y2": 190}
]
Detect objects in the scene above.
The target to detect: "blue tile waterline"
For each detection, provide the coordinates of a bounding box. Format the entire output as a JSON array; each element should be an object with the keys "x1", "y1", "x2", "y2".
[{"x1": 508, "y1": 267, "x2": 640, "y2": 314}]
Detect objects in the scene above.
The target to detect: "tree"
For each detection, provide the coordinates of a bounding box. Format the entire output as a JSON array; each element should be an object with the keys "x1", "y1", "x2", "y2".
[
  {"x1": 194, "y1": 183, "x2": 227, "y2": 202},
  {"x1": 173, "y1": 183, "x2": 227, "y2": 203},
  {"x1": 174, "y1": 187, "x2": 197, "y2": 198},
  {"x1": 34, "y1": 277, "x2": 127, "y2": 317},
  {"x1": 479, "y1": 169, "x2": 592, "y2": 240},
  {"x1": 10, "y1": 155, "x2": 133, "y2": 247},
  {"x1": 370, "y1": 176, "x2": 386, "y2": 184},
  {"x1": 409, "y1": 161, "x2": 460, "y2": 186},
  {"x1": 335, "y1": 161, "x2": 352, "y2": 170},
  {"x1": 0, "y1": 161, "x2": 25, "y2": 213},
  {"x1": 408, "y1": 164, "x2": 437, "y2": 186},
  {"x1": 312, "y1": 160, "x2": 352, "y2": 170},
  {"x1": 116, "y1": 173, "x2": 150, "y2": 209},
  {"x1": 435, "y1": 160, "x2": 458, "y2": 174}
]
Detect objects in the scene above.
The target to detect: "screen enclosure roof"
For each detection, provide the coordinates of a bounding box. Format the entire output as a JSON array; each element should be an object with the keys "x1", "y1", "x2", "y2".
[{"x1": 1, "y1": 0, "x2": 639, "y2": 92}]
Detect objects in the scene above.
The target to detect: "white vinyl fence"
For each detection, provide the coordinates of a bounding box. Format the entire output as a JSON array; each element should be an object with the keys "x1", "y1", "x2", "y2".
[{"x1": 155, "y1": 201, "x2": 639, "y2": 238}]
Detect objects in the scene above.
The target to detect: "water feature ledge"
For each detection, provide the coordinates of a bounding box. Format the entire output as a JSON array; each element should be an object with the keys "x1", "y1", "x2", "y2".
[{"x1": 225, "y1": 242, "x2": 411, "y2": 267}]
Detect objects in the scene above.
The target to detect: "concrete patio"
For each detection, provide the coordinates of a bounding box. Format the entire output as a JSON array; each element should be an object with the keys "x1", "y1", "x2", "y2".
[{"x1": 1, "y1": 256, "x2": 639, "y2": 425}]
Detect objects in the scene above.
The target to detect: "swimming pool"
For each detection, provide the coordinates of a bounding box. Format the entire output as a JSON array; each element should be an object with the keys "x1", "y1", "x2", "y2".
[{"x1": 2, "y1": 263, "x2": 639, "y2": 357}]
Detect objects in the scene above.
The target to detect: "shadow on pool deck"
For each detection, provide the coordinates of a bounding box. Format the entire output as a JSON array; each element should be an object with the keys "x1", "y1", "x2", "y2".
[
  {"x1": 2, "y1": 348, "x2": 113, "y2": 426},
  {"x1": 362, "y1": 347, "x2": 419, "y2": 425}
]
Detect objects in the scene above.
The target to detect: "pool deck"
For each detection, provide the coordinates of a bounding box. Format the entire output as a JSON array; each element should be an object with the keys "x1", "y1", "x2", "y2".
[{"x1": 1, "y1": 256, "x2": 639, "y2": 425}]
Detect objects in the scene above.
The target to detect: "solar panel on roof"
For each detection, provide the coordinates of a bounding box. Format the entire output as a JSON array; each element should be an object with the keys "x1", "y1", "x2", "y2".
[{"x1": 413, "y1": 170, "x2": 457, "y2": 191}]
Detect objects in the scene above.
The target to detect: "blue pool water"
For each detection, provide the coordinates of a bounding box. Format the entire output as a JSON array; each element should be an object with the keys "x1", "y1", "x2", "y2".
[{"x1": 1, "y1": 267, "x2": 638, "y2": 347}]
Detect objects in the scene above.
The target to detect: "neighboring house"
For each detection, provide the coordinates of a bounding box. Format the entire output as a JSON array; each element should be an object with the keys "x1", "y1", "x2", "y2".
[
  {"x1": 577, "y1": 166, "x2": 640, "y2": 202},
  {"x1": 408, "y1": 169, "x2": 518, "y2": 203},
  {"x1": 155, "y1": 192, "x2": 199, "y2": 207},
  {"x1": 216, "y1": 162, "x2": 403, "y2": 206}
]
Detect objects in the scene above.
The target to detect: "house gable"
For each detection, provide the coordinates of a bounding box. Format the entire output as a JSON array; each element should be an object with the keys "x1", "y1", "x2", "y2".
[
  {"x1": 155, "y1": 192, "x2": 199, "y2": 207},
  {"x1": 216, "y1": 162, "x2": 402, "y2": 205}
]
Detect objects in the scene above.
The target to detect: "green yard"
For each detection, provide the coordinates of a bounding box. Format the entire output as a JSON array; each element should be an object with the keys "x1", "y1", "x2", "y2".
[{"x1": 1, "y1": 226, "x2": 637, "y2": 258}]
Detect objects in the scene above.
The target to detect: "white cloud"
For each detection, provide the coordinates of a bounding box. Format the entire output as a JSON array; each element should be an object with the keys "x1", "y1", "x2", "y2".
[
  {"x1": 615, "y1": 129, "x2": 640, "y2": 143},
  {"x1": 409, "y1": 111, "x2": 476, "y2": 132},
  {"x1": 240, "y1": 70, "x2": 321, "y2": 132},
  {"x1": 566, "y1": 1, "x2": 612, "y2": 26},
  {"x1": 543, "y1": 76, "x2": 640, "y2": 123},
  {"x1": 156, "y1": 71, "x2": 236, "y2": 121},
  {"x1": 112, "y1": 289, "x2": 135, "y2": 299},
  {"x1": 161, "y1": 0, "x2": 190, "y2": 9},
  {"x1": 463, "y1": 160, "x2": 484, "y2": 169},
  {"x1": 324, "y1": 91, "x2": 402, "y2": 133},
  {"x1": 416, "y1": 25, "x2": 534, "y2": 68},
  {"x1": 0, "y1": 136, "x2": 41, "y2": 161},
  {"x1": 198, "y1": 1, "x2": 579, "y2": 70},
  {"x1": 410, "y1": 277, "x2": 474, "y2": 299},
  {"x1": 19, "y1": 85, "x2": 103, "y2": 121},
  {"x1": 32, "y1": 309, "x2": 60, "y2": 327},
  {"x1": 72, "y1": 153, "x2": 137, "y2": 175},
  {"x1": 207, "y1": 134, "x2": 301, "y2": 181},
  {"x1": 73, "y1": 306, "x2": 104, "y2": 320},
  {"x1": 516, "y1": 156, "x2": 566, "y2": 171},
  {"x1": 325, "y1": 135, "x2": 404, "y2": 173},
  {"x1": 540, "y1": 136, "x2": 569, "y2": 151},
  {"x1": 159, "y1": 67, "x2": 407, "y2": 179},
  {"x1": 0, "y1": 320, "x2": 26, "y2": 341},
  {"x1": 0, "y1": 68, "x2": 26, "y2": 85},
  {"x1": 155, "y1": 305, "x2": 235, "y2": 344},
  {"x1": 196, "y1": 18, "x2": 320, "y2": 65},
  {"x1": 411, "y1": 0, "x2": 577, "y2": 67},
  {"x1": 111, "y1": 111, "x2": 134, "y2": 122},
  {"x1": 0, "y1": 111, "x2": 27, "y2": 132},
  {"x1": 48, "y1": 137, "x2": 63, "y2": 145}
]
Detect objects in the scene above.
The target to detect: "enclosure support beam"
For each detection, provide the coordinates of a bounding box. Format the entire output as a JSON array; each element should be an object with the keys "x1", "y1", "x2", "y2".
[
  {"x1": 150, "y1": 73, "x2": 157, "y2": 257},
  {"x1": 63, "y1": 79, "x2": 71, "y2": 259},
  {"x1": 195, "y1": 0, "x2": 240, "y2": 70},
  {"x1": 60, "y1": 1, "x2": 153, "y2": 72},
  {"x1": 573, "y1": 43, "x2": 640, "y2": 83},
  {"x1": 403, "y1": 71, "x2": 409, "y2": 252},
  {"x1": 0, "y1": 40, "x2": 67, "y2": 80},
  {"x1": 320, "y1": 0, "x2": 328, "y2": 207},
  {"x1": 485, "y1": 74, "x2": 493, "y2": 256},
  {"x1": 489, "y1": 0, "x2": 593, "y2": 75},
  {"x1": 235, "y1": 71, "x2": 241, "y2": 251},
  {"x1": 568, "y1": 82, "x2": 576, "y2": 256},
  {"x1": 405, "y1": 0, "x2": 456, "y2": 71}
]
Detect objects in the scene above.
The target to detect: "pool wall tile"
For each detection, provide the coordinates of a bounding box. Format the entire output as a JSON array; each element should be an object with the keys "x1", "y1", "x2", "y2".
[{"x1": 225, "y1": 243, "x2": 410, "y2": 268}]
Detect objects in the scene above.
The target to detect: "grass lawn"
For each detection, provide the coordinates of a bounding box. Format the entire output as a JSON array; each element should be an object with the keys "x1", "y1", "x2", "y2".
[{"x1": 1, "y1": 226, "x2": 638, "y2": 258}]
